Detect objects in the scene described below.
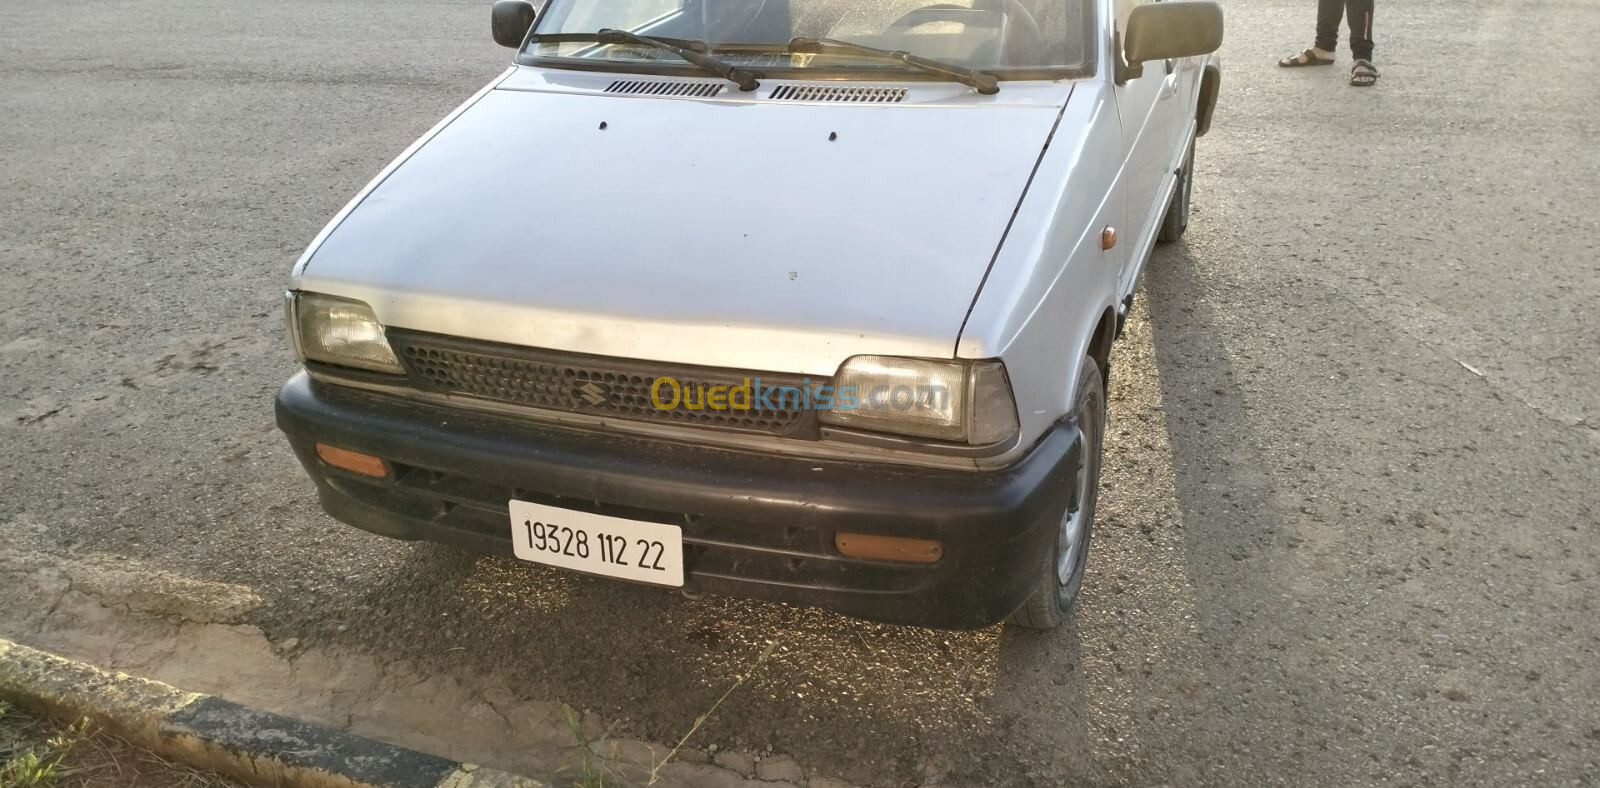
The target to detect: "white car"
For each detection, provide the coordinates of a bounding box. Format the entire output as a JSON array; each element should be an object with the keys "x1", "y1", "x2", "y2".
[{"x1": 276, "y1": 0, "x2": 1222, "y2": 629}]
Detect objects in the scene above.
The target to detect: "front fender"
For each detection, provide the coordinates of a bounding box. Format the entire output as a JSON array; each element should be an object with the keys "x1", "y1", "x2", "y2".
[
  {"x1": 956, "y1": 82, "x2": 1122, "y2": 450},
  {"x1": 1196, "y1": 55, "x2": 1222, "y2": 137}
]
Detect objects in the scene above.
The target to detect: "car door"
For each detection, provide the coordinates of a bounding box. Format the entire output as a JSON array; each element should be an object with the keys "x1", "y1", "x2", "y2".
[{"x1": 1111, "y1": 0, "x2": 1183, "y2": 300}]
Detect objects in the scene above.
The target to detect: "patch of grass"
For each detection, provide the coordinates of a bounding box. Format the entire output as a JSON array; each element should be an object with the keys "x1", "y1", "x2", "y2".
[
  {"x1": 0, "y1": 701, "x2": 239, "y2": 788},
  {"x1": 561, "y1": 703, "x2": 617, "y2": 788},
  {"x1": 0, "y1": 702, "x2": 73, "y2": 788},
  {"x1": 555, "y1": 640, "x2": 777, "y2": 787},
  {"x1": 647, "y1": 640, "x2": 777, "y2": 786},
  {"x1": 1, "y1": 749, "x2": 64, "y2": 788}
]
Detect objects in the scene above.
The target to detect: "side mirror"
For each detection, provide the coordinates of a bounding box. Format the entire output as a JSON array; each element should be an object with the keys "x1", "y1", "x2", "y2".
[
  {"x1": 1123, "y1": 1, "x2": 1224, "y2": 79},
  {"x1": 492, "y1": 0, "x2": 539, "y2": 49}
]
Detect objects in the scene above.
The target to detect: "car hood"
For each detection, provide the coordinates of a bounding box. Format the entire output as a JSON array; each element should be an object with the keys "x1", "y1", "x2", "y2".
[{"x1": 296, "y1": 74, "x2": 1068, "y2": 375}]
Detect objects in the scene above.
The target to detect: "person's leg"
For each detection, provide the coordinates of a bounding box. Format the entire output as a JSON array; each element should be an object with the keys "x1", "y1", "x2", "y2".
[
  {"x1": 1281, "y1": 0, "x2": 1343, "y2": 65},
  {"x1": 1346, "y1": 0, "x2": 1375, "y2": 60},
  {"x1": 1345, "y1": 0, "x2": 1377, "y2": 85},
  {"x1": 1314, "y1": 0, "x2": 1345, "y2": 54}
]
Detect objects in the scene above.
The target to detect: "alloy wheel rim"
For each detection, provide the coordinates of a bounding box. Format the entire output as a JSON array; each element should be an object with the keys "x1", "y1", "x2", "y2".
[{"x1": 1055, "y1": 467, "x2": 1089, "y2": 585}]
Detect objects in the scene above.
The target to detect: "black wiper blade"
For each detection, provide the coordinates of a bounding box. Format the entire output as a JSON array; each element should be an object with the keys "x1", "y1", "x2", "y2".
[
  {"x1": 787, "y1": 37, "x2": 999, "y2": 95},
  {"x1": 593, "y1": 29, "x2": 760, "y2": 92}
]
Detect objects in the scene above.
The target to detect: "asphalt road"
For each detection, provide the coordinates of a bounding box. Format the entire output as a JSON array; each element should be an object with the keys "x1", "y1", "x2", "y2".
[{"x1": 4, "y1": 0, "x2": 1599, "y2": 785}]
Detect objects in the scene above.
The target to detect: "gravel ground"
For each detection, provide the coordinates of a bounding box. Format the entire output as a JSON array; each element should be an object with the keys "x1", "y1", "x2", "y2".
[{"x1": 2, "y1": 0, "x2": 1598, "y2": 786}]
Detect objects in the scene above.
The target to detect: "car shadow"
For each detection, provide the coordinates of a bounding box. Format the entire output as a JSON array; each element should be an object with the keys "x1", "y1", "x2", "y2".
[
  {"x1": 1123, "y1": 237, "x2": 1315, "y2": 781},
  {"x1": 1143, "y1": 238, "x2": 1299, "y2": 636}
]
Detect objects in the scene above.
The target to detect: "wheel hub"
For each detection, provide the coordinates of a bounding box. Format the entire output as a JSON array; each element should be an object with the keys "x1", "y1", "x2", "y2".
[{"x1": 1056, "y1": 434, "x2": 1093, "y2": 586}]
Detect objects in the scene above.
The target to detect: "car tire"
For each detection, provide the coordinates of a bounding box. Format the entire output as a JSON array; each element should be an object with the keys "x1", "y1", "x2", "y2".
[
  {"x1": 1157, "y1": 138, "x2": 1195, "y2": 243},
  {"x1": 1006, "y1": 355, "x2": 1105, "y2": 630}
]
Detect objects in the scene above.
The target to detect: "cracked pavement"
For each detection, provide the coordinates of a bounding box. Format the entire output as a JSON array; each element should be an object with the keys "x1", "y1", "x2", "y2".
[{"x1": 3, "y1": 0, "x2": 1599, "y2": 785}]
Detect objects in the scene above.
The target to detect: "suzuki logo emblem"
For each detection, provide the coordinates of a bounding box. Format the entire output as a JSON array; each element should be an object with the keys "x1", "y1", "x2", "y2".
[{"x1": 576, "y1": 381, "x2": 609, "y2": 406}]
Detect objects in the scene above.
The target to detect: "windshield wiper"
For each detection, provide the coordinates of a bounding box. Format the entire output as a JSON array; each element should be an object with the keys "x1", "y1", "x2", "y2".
[
  {"x1": 592, "y1": 29, "x2": 760, "y2": 92},
  {"x1": 787, "y1": 37, "x2": 999, "y2": 95},
  {"x1": 526, "y1": 32, "x2": 712, "y2": 53}
]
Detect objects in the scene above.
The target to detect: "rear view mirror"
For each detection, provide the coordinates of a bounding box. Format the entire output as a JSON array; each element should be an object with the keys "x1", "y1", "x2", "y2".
[
  {"x1": 1124, "y1": 1, "x2": 1224, "y2": 79},
  {"x1": 492, "y1": 0, "x2": 539, "y2": 49}
]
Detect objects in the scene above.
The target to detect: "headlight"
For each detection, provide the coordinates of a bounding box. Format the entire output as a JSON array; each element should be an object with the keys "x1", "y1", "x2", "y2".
[
  {"x1": 290, "y1": 292, "x2": 404, "y2": 374},
  {"x1": 820, "y1": 356, "x2": 1019, "y2": 445}
]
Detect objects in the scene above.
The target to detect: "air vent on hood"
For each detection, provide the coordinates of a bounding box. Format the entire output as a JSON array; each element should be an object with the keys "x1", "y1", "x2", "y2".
[
  {"x1": 605, "y1": 79, "x2": 725, "y2": 98},
  {"x1": 768, "y1": 85, "x2": 908, "y2": 103}
]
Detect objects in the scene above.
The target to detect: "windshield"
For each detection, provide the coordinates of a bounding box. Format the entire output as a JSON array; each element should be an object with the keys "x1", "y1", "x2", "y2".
[{"x1": 523, "y1": 0, "x2": 1092, "y2": 78}]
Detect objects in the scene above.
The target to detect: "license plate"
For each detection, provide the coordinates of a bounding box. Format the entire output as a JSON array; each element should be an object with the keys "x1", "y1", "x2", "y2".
[{"x1": 507, "y1": 500, "x2": 684, "y2": 587}]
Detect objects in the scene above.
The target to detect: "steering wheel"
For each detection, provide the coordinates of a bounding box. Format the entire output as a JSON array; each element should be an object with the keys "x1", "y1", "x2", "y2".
[
  {"x1": 886, "y1": 0, "x2": 1047, "y2": 67},
  {"x1": 889, "y1": 2, "x2": 984, "y2": 29}
]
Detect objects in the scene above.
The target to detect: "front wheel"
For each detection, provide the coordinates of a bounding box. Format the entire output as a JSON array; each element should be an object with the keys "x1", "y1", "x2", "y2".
[
  {"x1": 1006, "y1": 355, "x2": 1105, "y2": 630},
  {"x1": 1157, "y1": 138, "x2": 1195, "y2": 243}
]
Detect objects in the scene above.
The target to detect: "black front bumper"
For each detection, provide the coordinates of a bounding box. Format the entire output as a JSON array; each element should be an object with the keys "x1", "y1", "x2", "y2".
[{"x1": 275, "y1": 372, "x2": 1079, "y2": 629}]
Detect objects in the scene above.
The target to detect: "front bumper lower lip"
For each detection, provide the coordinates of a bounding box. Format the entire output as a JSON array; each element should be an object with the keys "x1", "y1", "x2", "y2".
[{"x1": 274, "y1": 371, "x2": 1080, "y2": 629}]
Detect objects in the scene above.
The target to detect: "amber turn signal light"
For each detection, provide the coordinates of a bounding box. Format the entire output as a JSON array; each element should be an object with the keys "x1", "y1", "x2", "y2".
[
  {"x1": 834, "y1": 533, "x2": 943, "y2": 564},
  {"x1": 315, "y1": 443, "x2": 390, "y2": 478},
  {"x1": 1100, "y1": 226, "x2": 1118, "y2": 250}
]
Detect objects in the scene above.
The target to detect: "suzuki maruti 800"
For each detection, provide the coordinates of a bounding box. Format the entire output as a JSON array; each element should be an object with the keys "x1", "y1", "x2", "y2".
[{"x1": 276, "y1": 0, "x2": 1223, "y2": 629}]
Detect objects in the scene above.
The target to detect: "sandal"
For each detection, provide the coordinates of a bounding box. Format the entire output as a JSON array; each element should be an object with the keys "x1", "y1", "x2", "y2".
[
  {"x1": 1350, "y1": 59, "x2": 1379, "y2": 86},
  {"x1": 1279, "y1": 47, "x2": 1334, "y2": 67}
]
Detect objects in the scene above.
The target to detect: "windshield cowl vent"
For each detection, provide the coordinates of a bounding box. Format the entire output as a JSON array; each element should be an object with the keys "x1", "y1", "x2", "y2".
[
  {"x1": 768, "y1": 85, "x2": 908, "y2": 103},
  {"x1": 605, "y1": 79, "x2": 725, "y2": 98}
]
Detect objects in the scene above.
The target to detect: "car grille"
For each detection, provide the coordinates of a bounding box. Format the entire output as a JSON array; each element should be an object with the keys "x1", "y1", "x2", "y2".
[{"x1": 386, "y1": 329, "x2": 819, "y2": 437}]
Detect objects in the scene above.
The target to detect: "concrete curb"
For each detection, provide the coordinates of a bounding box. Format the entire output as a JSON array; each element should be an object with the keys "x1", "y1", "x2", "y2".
[{"x1": 0, "y1": 638, "x2": 547, "y2": 788}]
